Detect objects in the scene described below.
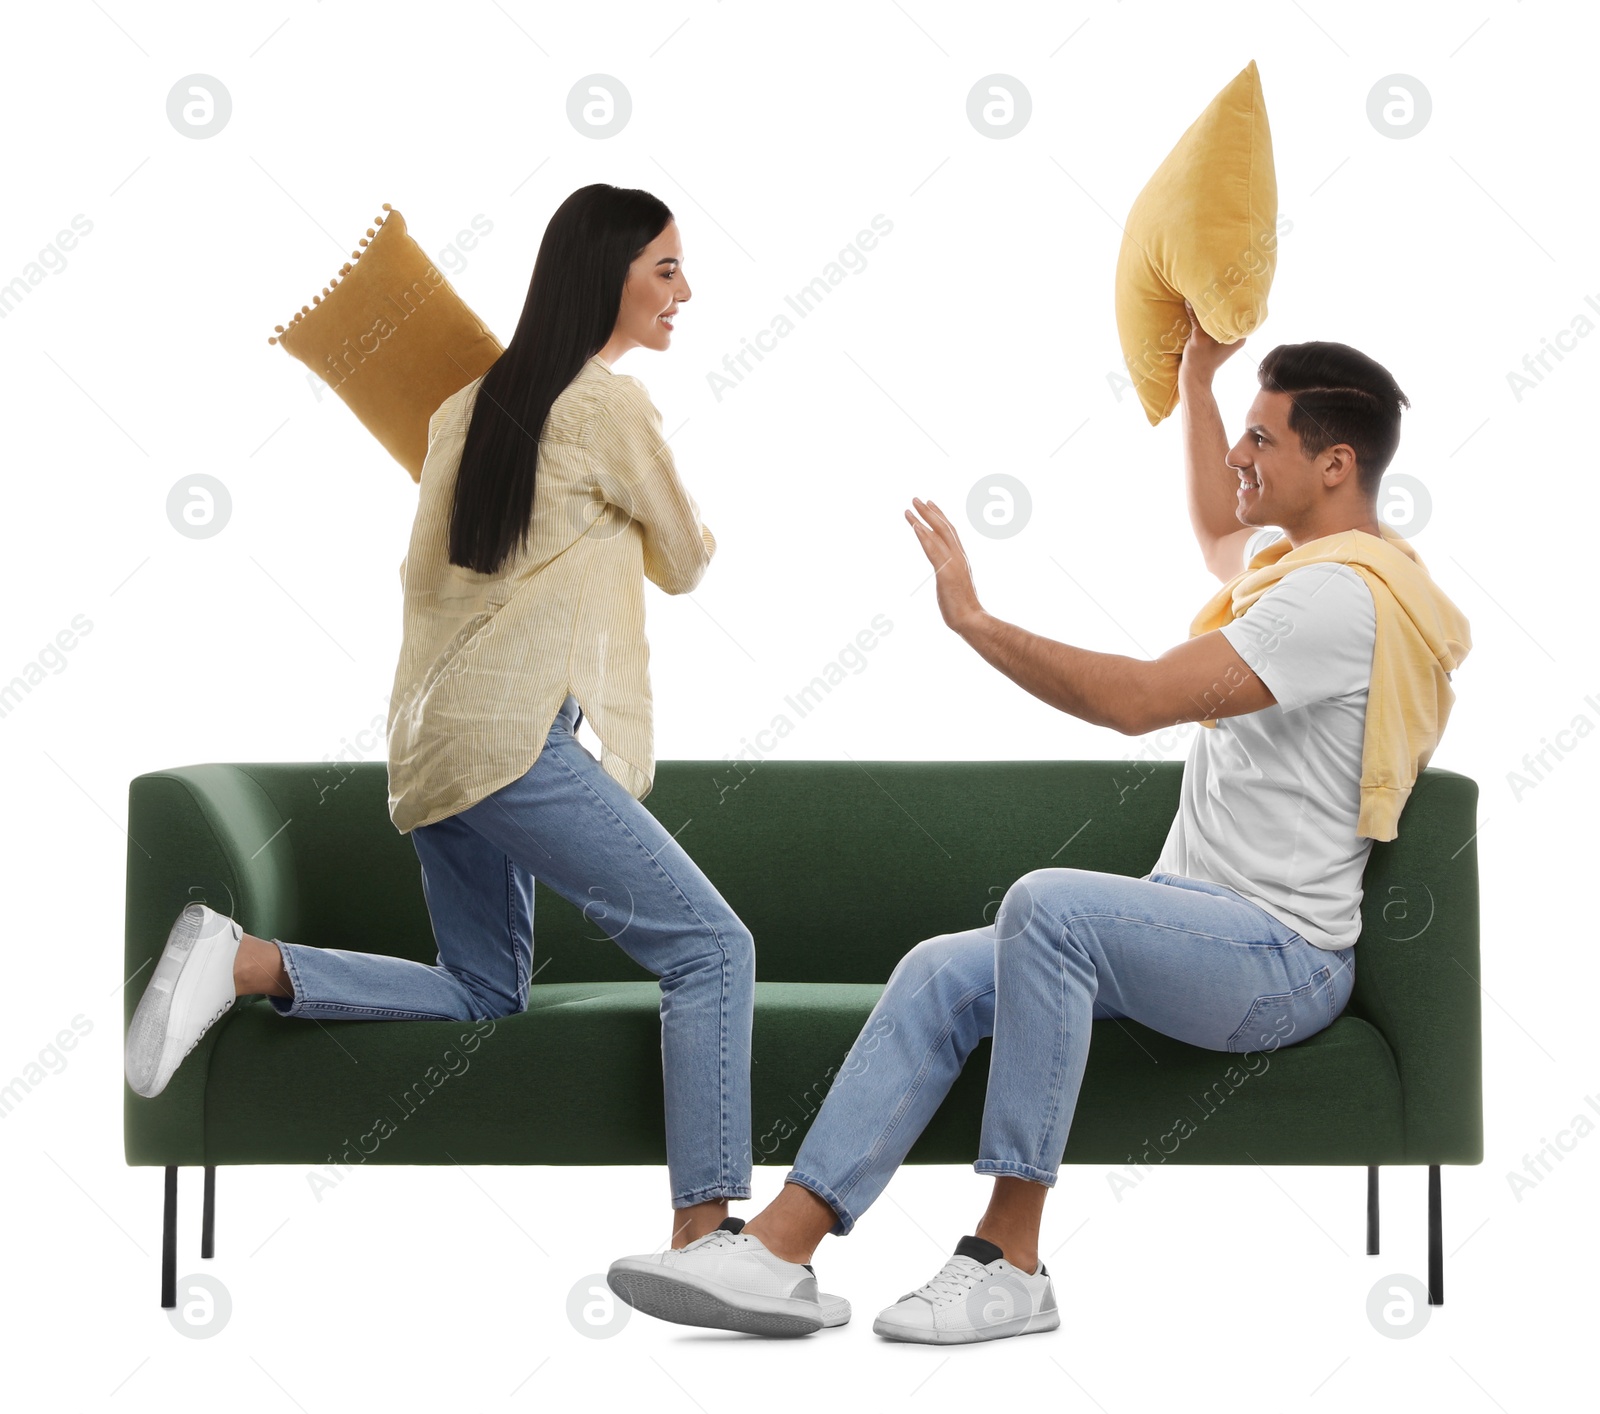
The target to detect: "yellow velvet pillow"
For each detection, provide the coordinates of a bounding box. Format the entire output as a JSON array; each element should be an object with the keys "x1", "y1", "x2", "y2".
[
  {"x1": 1115, "y1": 60, "x2": 1279, "y2": 426},
  {"x1": 268, "y1": 205, "x2": 504, "y2": 481}
]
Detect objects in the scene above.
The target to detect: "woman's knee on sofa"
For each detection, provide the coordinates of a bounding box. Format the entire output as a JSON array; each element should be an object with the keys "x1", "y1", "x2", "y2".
[{"x1": 457, "y1": 974, "x2": 529, "y2": 1022}]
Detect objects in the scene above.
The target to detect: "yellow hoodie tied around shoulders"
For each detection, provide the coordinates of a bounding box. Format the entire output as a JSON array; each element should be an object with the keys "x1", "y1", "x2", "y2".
[{"x1": 1188, "y1": 524, "x2": 1472, "y2": 842}]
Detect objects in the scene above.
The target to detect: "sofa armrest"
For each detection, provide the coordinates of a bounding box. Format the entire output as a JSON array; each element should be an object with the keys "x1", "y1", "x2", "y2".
[
  {"x1": 123, "y1": 766, "x2": 304, "y2": 1165},
  {"x1": 1349, "y1": 768, "x2": 1484, "y2": 1165}
]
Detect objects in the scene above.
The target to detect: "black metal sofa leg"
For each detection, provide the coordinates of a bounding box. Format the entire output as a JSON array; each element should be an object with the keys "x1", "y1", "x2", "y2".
[
  {"x1": 161, "y1": 1166, "x2": 217, "y2": 1307},
  {"x1": 1367, "y1": 1165, "x2": 1379, "y2": 1255},
  {"x1": 1368, "y1": 1164, "x2": 1442, "y2": 1305},
  {"x1": 202, "y1": 1166, "x2": 216, "y2": 1259},
  {"x1": 161, "y1": 1166, "x2": 177, "y2": 1308},
  {"x1": 1428, "y1": 1164, "x2": 1443, "y2": 1306}
]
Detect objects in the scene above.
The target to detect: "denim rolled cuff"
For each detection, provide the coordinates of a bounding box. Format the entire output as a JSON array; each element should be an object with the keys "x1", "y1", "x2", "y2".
[
  {"x1": 972, "y1": 1158, "x2": 1059, "y2": 1188},
  {"x1": 784, "y1": 1169, "x2": 856, "y2": 1237},
  {"x1": 266, "y1": 939, "x2": 306, "y2": 1017},
  {"x1": 671, "y1": 1182, "x2": 753, "y2": 1209}
]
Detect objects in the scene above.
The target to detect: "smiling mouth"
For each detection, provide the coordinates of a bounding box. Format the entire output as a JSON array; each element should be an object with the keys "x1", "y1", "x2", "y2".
[{"x1": 658, "y1": 312, "x2": 676, "y2": 330}]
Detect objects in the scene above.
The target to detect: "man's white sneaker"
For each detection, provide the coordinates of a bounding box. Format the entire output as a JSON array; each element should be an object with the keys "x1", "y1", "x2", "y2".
[
  {"x1": 125, "y1": 902, "x2": 243, "y2": 1099},
  {"x1": 873, "y1": 1234, "x2": 1060, "y2": 1345},
  {"x1": 608, "y1": 1217, "x2": 836, "y2": 1337}
]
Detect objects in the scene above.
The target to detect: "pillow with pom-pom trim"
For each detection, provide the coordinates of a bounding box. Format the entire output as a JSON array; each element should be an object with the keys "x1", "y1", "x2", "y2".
[
  {"x1": 1114, "y1": 61, "x2": 1280, "y2": 427},
  {"x1": 268, "y1": 205, "x2": 503, "y2": 482}
]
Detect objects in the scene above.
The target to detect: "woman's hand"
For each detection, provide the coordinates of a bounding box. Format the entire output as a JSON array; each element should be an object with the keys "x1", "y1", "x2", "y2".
[{"x1": 906, "y1": 497, "x2": 984, "y2": 635}]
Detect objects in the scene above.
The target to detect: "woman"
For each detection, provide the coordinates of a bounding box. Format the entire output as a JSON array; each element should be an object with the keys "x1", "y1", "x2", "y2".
[{"x1": 124, "y1": 184, "x2": 761, "y2": 1257}]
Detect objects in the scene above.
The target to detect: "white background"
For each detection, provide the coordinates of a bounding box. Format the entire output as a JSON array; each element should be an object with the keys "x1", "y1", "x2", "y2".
[{"x1": 2, "y1": 0, "x2": 1593, "y2": 1408}]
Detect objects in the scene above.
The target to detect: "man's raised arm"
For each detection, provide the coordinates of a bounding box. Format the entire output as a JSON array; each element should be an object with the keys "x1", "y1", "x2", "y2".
[{"x1": 1178, "y1": 301, "x2": 1254, "y2": 583}]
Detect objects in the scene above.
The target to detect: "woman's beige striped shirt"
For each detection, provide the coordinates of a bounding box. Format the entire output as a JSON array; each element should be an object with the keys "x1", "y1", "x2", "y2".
[{"x1": 385, "y1": 354, "x2": 716, "y2": 834}]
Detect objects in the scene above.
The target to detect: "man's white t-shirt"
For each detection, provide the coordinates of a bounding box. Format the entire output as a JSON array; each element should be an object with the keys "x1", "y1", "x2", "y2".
[{"x1": 1151, "y1": 527, "x2": 1378, "y2": 951}]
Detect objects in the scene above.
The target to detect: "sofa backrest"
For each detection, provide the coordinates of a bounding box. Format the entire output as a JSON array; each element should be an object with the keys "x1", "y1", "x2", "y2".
[{"x1": 128, "y1": 755, "x2": 1480, "y2": 981}]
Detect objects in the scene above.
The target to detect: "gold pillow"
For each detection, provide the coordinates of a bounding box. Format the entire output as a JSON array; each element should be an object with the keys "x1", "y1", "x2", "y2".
[
  {"x1": 1115, "y1": 61, "x2": 1280, "y2": 426},
  {"x1": 268, "y1": 205, "x2": 503, "y2": 481}
]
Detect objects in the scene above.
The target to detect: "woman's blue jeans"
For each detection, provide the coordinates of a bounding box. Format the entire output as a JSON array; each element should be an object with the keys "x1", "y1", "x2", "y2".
[
  {"x1": 269, "y1": 695, "x2": 755, "y2": 1209},
  {"x1": 786, "y1": 867, "x2": 1355, "y2": 1235}
]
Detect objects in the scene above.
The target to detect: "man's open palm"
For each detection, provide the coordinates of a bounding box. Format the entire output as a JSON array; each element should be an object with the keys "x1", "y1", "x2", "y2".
[{"x1": 906, "y1": 497, "x2": 983, "y2": 633}]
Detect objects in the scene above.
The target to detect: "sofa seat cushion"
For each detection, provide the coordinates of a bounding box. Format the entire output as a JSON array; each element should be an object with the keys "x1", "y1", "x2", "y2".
[{"x1": 199, "y1": 982, "x2": 1404, "y2": 1167}]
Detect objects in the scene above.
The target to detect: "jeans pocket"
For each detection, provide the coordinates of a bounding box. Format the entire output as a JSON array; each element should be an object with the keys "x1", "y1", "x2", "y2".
[{"x1": 1226, "y1": 963, "x2": 1334, "y2": 1054}]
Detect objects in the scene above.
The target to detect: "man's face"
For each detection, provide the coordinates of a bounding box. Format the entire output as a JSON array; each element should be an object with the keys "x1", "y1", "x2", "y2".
[{"x1": 1227, "y1": 389, "x2": 1315, "y2": 527}]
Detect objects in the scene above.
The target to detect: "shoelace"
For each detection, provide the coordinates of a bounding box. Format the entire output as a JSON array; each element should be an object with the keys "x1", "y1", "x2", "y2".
[
  {"x1": 666, "y1": 1228, "x2": 748, "y2": 1262},
  {"x1": 908, "y1": 1257, "x2": 987, "y2": 1305},
  {"x1": 182, "y1": 998, "x2": 235, "y2": 1058}
]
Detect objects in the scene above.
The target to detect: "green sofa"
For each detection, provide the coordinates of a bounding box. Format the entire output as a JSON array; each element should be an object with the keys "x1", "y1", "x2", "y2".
[{"x1": 124, "y1": 758, "x2": 1483, "y2": 1308}]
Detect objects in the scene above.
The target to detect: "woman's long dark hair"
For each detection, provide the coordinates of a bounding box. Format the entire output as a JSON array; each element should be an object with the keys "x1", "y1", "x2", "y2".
[{"x1": 447, "y1": 184, "x2": 674, "y2": 575}]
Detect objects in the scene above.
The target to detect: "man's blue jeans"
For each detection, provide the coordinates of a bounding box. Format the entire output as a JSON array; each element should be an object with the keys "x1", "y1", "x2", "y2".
[
  {"x1": 787, "y1": 867, "x2": 1355, "y2": 1235},
  {"x1": 269, "y1": 695, "x2": 755, "y2": 1210}
]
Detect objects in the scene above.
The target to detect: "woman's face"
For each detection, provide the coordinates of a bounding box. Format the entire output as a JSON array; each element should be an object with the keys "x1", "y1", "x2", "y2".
[{"x1": 610, "y1": 219, "x2": 690, "y2": 355}]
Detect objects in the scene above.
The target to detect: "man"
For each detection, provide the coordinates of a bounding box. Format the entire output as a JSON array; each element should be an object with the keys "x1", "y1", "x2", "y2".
[{"x1": 605, "y1": 310, "x2": 1471, "y2": 1342}]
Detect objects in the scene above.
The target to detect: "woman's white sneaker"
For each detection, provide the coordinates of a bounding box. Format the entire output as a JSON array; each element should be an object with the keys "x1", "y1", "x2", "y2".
[
  {"x1": 873, "y1": 1234, "x2": 1060, "y2": 1344},
  {"x1": 124, "y1": 902, "x2": 243, "y2": 1098},
  {"x1": 607, "y1": 1217, "x2": 832, "y2": 1337}
]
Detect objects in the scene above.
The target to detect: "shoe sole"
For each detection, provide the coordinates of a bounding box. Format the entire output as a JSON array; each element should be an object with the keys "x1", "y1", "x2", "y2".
[
  {"x1": 873, "y1": 1307, "x2": 1061, "y2": 1344},
  {"x1": 608, "y1": 1267, "x2": 824, "y2": 1338},
  {"x1": 125, "y1": 904, "x2": 234, "y2": 1098}
]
